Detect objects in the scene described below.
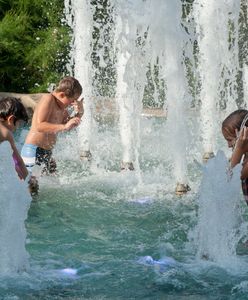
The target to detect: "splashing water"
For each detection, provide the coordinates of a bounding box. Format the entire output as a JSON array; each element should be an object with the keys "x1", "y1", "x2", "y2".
[
  {"x1": 113, "y1": 0, "x2": 150, "y2": 173},
  {"x1": 0, "y1": 142, "x2": 31, "y2": 274},
  {"x1": 193, "y1": 0, "x2": 240, "y2": 154},
  {"x1": 161, "y1": 0, "x2": 190, "y2": 184},
  {"x1": 65, "y1": 0, "x2": 94, "y2": 155},
  {"x1": 194, "y1": 151, "x2": 244, "y2": 266}
]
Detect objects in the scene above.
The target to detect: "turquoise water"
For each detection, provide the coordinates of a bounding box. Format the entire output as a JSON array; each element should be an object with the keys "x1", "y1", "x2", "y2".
[
  {"x1": 0, "y1": 174, "x2": 248, "y2": 300},
  {"x1": 2, "y1": 118, "x2": 248, "y2": 299}
]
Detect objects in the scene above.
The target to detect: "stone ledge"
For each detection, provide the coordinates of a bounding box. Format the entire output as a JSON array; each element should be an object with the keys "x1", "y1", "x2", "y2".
[
  {"x1": 0, "y1": 92, "x2": 166, "y2": 119},
  {"x1": 0, "y1": 92, "x2": 44, "y2": 120}
]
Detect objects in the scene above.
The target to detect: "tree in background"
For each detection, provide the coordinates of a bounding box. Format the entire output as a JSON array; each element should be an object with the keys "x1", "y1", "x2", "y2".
[{"x1": 0, "y1": 0, "x2": 71, "y2": 92}]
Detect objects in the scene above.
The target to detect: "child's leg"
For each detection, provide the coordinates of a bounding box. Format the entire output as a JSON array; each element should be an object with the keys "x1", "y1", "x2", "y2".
[
  {"x1": 28, "y1": 176, "x2": 39, "y2": 196},
  {"x1": 36, "y1": 147, "x2": 57, "y2": 175}
]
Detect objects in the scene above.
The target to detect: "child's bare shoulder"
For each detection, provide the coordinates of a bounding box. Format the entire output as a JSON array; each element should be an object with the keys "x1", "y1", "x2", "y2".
[
  {"x1": 40, "y1": 93, "x2": 54, "y2": 102},
  {"x1": 36, "y1": 93, "x2": 55, "y2": 108}
]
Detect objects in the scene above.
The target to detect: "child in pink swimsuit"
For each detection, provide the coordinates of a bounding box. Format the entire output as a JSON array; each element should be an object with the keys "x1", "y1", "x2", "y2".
[{"x1": 0, "y1": 97, "x2": 28, "y2": 180}]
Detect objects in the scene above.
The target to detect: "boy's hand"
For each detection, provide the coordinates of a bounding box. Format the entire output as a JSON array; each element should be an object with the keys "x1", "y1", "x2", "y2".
[
  {"x1": 64, "y1": 117, "x2": 81, "y2": 131},
  {"x1": 72, "y1": 99, "x2": 84, "y2": 118}
]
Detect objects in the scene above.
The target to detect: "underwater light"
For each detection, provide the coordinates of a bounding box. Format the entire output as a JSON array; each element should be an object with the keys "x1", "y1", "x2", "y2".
[{"x1": 60, "y1": 268, "x2": 78, "y2": 275}]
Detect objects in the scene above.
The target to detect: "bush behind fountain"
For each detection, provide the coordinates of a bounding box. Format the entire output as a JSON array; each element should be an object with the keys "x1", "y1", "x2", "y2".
[{"x1": 0, "y1": 0, "x2": 71, "y2": 93}]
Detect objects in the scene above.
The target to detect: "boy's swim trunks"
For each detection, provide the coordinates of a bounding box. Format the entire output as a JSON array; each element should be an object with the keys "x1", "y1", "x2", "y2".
[{"x1": 21, "y1": 144, "x2": 56, "y2": 174}]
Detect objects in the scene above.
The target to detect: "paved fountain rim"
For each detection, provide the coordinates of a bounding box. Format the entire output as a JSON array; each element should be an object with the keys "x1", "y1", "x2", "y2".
[{"x1": 0, "y1": 92, "x2": 166, "y2": 118}]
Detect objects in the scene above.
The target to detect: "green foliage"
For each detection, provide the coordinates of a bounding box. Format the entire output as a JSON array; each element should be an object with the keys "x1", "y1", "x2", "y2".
[{"x1": 0, "y1": 0, "x2": 71, "y2": 92}]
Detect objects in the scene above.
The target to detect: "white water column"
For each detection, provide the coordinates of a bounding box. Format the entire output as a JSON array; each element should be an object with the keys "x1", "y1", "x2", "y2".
[
  {"x1": 163, "y1": 0, "x2": 190, "y2": 188},
  {"x1": 146, "y1": 0, "x2": 190, "y2": 188},
  {"x1": 114, "y1": 1, "x2": 149, "y2": 171},
  {"x1": 193, "y1": 0, "x2": 241, "y2": 157},
  {"x1": 243, "y1": 64, "x2": 248, "y2": 107},
  {"x1": 65, "y1": 0, "x2": 93, "y2": 160}
]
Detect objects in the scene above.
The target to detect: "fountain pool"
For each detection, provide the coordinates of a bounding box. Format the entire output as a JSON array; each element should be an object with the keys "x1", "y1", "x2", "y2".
[{"x1": 1, "y1": 116, "x2": 248, "y2": 300}]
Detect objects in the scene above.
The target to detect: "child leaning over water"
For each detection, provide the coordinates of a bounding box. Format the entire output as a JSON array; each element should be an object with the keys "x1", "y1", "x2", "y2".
[
  {"x1": 222, "y1": 109, "x2": 248, "y2": 204},
  {"x1": 21, "y1": 76, "x2": 83, "y2": 196},
  {"x1": 0, "y1": 97, "x2": 28, "y2": 180}
]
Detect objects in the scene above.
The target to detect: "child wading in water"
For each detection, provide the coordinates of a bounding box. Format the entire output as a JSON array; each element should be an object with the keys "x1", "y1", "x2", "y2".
[
  {"x1": 222, "y1": 109, "x2": 248, "y2": 203},
  {"x1": 21, "y1": 76, "x2": 84, "y2": 195},
  {"x1": 0, "y1": 97, "x2": 28, "y2": 180}
]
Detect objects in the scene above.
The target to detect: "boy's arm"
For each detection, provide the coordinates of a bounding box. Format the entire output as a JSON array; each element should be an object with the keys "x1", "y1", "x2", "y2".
[
  {"x1": 4, "y1": 130, "x2": 28, "y2": 180},
  {"x1": 36, "y1": 96, "x2": 81, "y2": 133}
]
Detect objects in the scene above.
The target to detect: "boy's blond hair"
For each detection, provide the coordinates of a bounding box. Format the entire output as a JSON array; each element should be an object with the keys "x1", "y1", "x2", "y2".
[{"x1": 55, "y1": 76, "x2": 82, "y2": 98}]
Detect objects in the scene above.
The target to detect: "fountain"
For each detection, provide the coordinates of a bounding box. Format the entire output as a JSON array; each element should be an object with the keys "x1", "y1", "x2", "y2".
[
  {"x1": 63, "y1": 0, "x2": 243, "y2": 192},
  {"x1": 113, "y1": 0, "x2": 151, "y2": 173},
  {"x1": 159, "y1": 0, "x2": 191, "y2": 194},
  {"x1": 65, "y1": 0, "x2": 94, "y2": 161},
  {"x1": 193, "y1": 0, "x2": 241, "y2": 161}
]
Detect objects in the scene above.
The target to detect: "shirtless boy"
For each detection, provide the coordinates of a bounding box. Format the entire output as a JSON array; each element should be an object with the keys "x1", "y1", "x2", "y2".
[
  {"x1": 0, "y1": 97, "x2": 28, "y2": 180},
  {"x1": 21, "y1": 76, "x2": 84, "y2": 194}
]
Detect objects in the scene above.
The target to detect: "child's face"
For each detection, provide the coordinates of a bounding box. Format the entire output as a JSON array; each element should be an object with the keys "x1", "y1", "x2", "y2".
[{"x1": 222, "y1": 127, "x2": 237, "y2": 149}]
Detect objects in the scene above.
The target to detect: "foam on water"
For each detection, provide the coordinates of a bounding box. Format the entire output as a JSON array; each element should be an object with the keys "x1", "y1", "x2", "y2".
[{"x1": 0, "y1": 142, "x2": 31, "y2": 274}]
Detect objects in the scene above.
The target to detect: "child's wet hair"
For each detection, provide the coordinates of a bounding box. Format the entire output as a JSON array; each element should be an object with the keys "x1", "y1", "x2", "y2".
[
  {"x1": 222, "y1": 109, "x2": 248, "y2": 134},
  {"x1": 55, "y1": 76, "x2": 82, "y2": 98},
  {"x1": 0, "y1": 97, "x2": 28, "y2": 124}
]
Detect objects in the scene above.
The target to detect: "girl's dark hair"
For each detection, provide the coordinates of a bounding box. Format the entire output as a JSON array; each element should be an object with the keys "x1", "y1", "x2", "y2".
[
  {"x1": 222, "y1": 109, "x2": 248, "y2": 132},
  {"x1": 55, "y1": 76, "x2": 82, "y2": 98},
  {"x1": 0, "y1": 97, "x2": 28, "y2": 124}
]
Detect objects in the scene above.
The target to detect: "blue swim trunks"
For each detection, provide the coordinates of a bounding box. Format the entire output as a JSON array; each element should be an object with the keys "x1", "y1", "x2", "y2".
[{"x1": 21, "y1": 144, "x2": 56, "y2": 174}]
